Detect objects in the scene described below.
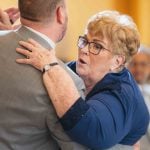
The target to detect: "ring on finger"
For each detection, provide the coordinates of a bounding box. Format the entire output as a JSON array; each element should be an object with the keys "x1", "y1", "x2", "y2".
[
  {"x1": 26, "y1": 56, "x2": 30, "y2": 59},
  {"x1": 26, "y1": 50, "x2": 32, "y2": 59}
]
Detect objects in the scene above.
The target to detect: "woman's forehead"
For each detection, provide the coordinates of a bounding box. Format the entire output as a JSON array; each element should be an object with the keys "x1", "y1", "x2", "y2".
[{"x1": 85, "y1": 33, "x2": 110, "y2": 46}]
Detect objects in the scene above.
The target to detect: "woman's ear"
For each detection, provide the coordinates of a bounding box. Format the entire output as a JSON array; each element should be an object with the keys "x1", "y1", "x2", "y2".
[{"x1": 110, "y1": 55, "x2": 125, "y2": 71}]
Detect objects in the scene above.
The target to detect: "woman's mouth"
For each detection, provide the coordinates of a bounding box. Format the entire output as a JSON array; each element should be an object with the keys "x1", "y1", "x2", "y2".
[{"x1": 79, "y1": 58, "x2": 87, "y2": 64}]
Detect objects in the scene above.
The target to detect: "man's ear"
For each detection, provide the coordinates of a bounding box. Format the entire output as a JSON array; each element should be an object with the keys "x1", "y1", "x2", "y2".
[
  {"x1": 56, "y1": 6, "x2": 65, "y2": 24},
  {"x1": 110, "y1": 55, "x2": 125, "y2": 71}
]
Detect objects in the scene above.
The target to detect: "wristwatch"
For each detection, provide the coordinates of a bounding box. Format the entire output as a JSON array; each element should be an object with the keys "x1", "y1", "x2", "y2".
[{"x1": 42, "y1": 62, "x2": 59, "y2": 73}]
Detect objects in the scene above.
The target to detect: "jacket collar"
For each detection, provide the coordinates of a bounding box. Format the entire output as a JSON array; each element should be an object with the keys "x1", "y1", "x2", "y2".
[{"x1": 15, "y1": 26, "x2": 52, "y2": 49}]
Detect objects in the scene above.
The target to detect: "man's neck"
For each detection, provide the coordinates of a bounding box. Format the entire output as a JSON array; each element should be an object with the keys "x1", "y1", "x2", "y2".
[
  {"x1": 20, "y1": 18, "x2": 59, "y2": 43},
  {"x1": 24, "y1": 26, "x2": 56, "y2": 49}
]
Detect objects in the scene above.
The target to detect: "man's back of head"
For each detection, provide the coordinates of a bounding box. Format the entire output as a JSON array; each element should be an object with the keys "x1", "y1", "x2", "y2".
[
  {"x1": 18, "y1": 0, "x2": 68, "y2": 42},
  {"x1": 19, "y1": 0, "x2": 61, "y2": 22}
]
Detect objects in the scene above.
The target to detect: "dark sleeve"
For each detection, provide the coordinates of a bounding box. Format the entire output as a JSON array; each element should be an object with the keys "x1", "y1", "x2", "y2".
[
  {"x1": 59, "y1": 93, "x2": 131, "y2": 149},
  {"x1": 66, "y1": 61, "x2": 77, "y2": 74}
]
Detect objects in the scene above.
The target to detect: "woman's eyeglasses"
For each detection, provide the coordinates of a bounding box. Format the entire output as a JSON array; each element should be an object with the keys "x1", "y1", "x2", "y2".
[{"x1": 77, "y1": 36, "x2": 111, "y2": 55}]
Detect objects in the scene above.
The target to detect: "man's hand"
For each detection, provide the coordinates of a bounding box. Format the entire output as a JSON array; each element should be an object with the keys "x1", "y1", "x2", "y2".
[{"x1": 0, "y1": 7, "x2": 20, "y2": 30}]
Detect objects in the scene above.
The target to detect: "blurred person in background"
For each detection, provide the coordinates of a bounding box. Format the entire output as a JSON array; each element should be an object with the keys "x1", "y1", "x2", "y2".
[
  {"x1": 15, "y1": 10, "x2": 149, "y2": 150},
  {"x1": 128, "y1": 46, "x2": 150, "y2": 150}
]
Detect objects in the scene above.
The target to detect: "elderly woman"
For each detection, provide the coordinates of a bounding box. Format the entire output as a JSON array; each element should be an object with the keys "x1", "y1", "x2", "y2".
[{"x1": 16, "y1": 11, "x2": 149, "y2": 149}]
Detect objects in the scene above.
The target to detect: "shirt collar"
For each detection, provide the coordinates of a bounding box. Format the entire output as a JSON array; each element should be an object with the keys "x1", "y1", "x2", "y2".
[
  {"x1": 23, "y1": 26, "x2": 56, "y2": 49},
  {"x1": 0, "y1": 30, "x2": 12, "y2": 36}
]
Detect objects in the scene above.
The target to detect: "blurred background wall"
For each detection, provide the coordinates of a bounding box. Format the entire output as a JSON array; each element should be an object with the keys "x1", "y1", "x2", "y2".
[{"x1": 1, "y1": 0, "x2": 150, "y2": 61}]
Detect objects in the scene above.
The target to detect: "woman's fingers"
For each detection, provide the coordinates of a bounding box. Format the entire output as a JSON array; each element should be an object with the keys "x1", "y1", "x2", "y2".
[
  {"x1": 0, "y1": 22, "x2": 11, "y2": 30},
  {"x1": 0, "y1": 9, "x2": 12, "y2": 28},
  {"x1": 16, "y1": 48, "x2": 31, "y2": 58},
  {"x1": 16, "y1": 58, "x2": 31, "y2": 64},
  {"x1": 16, "y1": 40, "x2": 57, "y2": 72},
  {"x1": 11, "y1": 12, "x2": 20, "y2": 23},
  {"x1": 4, "y1": 7, "x2": 20, "y2": 24},
  {"x1": 19, "y1": 41, "x2": 34, "y2": 52},
  {"x1": 19, "y1": 39, "x2": 43, "y2": 52},
  {"x1": 5, "y1": 7, "x2": 19, "y2": 15},
  {"x1": 28, "y1": 38, "x2": 43, "y2": 48},
  {"x1": 16, "y1": 48, "x2": 43, "y2": 71}
]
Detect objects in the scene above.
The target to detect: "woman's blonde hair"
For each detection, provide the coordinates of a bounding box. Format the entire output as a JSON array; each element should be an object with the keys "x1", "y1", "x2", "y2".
[{"x1": 86, "y1": 10, "x2": 140, "y2": 63}]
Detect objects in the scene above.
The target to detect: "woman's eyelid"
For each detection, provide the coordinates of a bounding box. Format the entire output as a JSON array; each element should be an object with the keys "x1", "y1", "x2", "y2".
[
  {"x1": 94, "y1": 42, "x2": 103, "y2": 49},
  {"x1": 82, "y1": 37, "x2": 103, "y2": 49}
]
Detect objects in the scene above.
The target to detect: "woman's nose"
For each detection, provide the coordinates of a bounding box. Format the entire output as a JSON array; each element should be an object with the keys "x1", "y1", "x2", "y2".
[{"x1": 79, "y1": 44, "x2": 89, "y2": 55}]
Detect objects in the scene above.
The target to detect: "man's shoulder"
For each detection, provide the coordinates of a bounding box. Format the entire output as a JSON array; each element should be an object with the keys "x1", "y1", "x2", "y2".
[
  {"x1": 0, "y1": 30, "x2": 12, "y2": 36},
  {"x1": 0, "y1": 29, "x2": 20, "y2": 38},
  {"x1": 16, "y1": 26, "x2": 53, "y2": 49},
  {"x1": 0, "y1": 31, "x2": 21, "y2": 48}
]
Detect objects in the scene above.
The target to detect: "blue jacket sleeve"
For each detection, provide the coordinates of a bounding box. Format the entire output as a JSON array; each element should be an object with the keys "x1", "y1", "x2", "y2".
[{"x1": 60, "y1": 93, "x2": 132, "y2": 149}]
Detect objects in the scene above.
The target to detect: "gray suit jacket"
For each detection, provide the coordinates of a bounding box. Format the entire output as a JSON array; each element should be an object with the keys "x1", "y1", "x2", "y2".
[{"x1": 0, "y1": 26, "x2": 87, "y2": 150}]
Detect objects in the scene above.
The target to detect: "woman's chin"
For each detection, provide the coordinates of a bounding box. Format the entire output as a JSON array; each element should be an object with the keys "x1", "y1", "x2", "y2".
[{"x1": 76, "y1": 68, "x2": 87, "y2": 78}]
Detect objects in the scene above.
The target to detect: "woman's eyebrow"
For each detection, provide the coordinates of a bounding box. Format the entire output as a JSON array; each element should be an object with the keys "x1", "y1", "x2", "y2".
[{"x1": 92, "y1": 39, "x2": 106, "y2": 45}]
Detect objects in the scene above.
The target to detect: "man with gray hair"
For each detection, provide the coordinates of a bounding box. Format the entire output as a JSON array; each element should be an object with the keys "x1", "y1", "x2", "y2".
[{"x1": 129, "y1": 45, "x2": 150, "y2": 150}]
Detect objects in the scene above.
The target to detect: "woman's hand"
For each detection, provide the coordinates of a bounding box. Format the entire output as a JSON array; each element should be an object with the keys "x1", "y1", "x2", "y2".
[
  {"x1": 0, "y1": 8, "x2": 12, "y2": 30},
  {"x1": 0, "y1": 7, "x2": 20, "y2": 30},
  {"x1": 5, "y1": 7, "x2": 20, "y2": 25},
  {"x1": 16, "y1": 39, "x2": 58, "y2": 72}
]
